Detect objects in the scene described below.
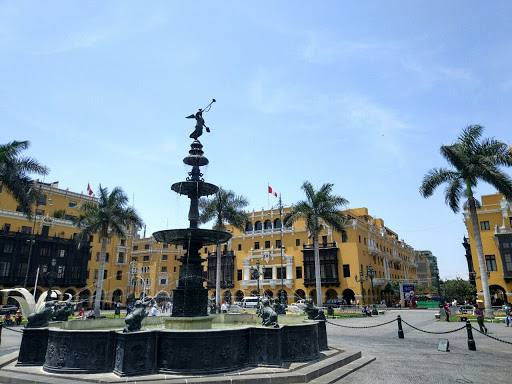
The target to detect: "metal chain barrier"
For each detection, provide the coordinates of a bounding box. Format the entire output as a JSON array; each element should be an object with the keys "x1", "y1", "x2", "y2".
[
  {"x1": 326, "y1": 318, "x2": 397, "y2": 329},
  {"x1": 401, "y1": 319, "x2": 466, "y2": 334},
  {"x1": 2, "y1": 326, "x2": 24, "y2": 334},
  {"x1": 471, "y1": 325, "x2": 512, "y2": 345}
]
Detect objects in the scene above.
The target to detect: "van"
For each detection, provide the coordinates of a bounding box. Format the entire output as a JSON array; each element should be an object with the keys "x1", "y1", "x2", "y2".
[{"x1": 241, "y1": 296, "x2": 259, "y2": 308}]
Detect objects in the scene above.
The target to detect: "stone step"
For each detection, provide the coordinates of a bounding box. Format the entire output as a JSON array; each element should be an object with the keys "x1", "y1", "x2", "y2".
[{"x1": 309, "y1": 355, "x2": 376, "y2": 384}]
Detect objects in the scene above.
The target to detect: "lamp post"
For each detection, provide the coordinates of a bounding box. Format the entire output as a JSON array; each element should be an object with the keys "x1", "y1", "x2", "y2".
[
  {"x1": 278, "y1": 195, "x2": 286, "y2": 306},
  {"x1": 24, "y1": 184, "x2": 43, "y2": 288},
  {"x1": 367, "y1": 264, "x2": 378, "y2": 315},
  {"x1": 46, "y1": 258, "x2": 57, "y2": 302},
  {"x1": 251, "y1": 260, "x2": 261, "y2": 306},
  {"x1": 354, "y1": 267, "x2": 368, "y2": 306}
]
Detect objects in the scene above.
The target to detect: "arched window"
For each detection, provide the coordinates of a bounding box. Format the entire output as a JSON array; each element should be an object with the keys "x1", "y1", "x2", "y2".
[
  {"x1": 264, "y1": 220, "x2": 272, "y2": 230},
  {"x1": 273, "y1": 219, "x2": 282, "y2": 229},
  {"x1": 245, "y1": 222, "x2": 253, "y2": 232},
  {"x1": 254, "y1": 221, "x2": 262, "y2": 230}
]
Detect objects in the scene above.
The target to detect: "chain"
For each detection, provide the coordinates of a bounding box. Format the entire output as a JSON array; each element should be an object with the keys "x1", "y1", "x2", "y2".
[
  {"x1": 326, "y1": 318, "x2": 397, "y2": 329},
  {"x1": 471, "y1": 325, "x2": 512, "y2": 345},
  {"x1": 2, "y1": 326, "x2": 24, "y2": 334},
  {"x1": 401, "y1": 319, "x2": 466, "y2": 334}
]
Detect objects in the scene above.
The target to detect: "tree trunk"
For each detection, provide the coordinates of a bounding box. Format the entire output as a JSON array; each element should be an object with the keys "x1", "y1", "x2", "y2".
[
  {"x1": 313, "y1": 234, "x2": 322, "y2": 306},
  {"x1": 94, "y1": 237, "x2": 107, "y2": 317},
  {"x1": 216, "y1": 242, "x2": 221, "y2": 312},
  {"x1": 467, "y1": 196, "x2": 493, "y2": 316}
]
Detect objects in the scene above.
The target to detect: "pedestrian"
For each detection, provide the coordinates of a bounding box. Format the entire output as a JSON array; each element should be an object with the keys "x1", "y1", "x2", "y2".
[
  {"x1": 151, "y1": 305, "x2": 158, "y2": 316},
  {"x1": 14, "y1": 310, "x2": 22, "y2": 326},
  {"x1": 115, "y1": 301, "x2": 121, "y2": 318},
  {"x1": 78, "y1": 308, "x2": 85, "y2": 320},
  {"x1": 221, "y1": 302, "x2": 228, "y2": 313},
  {"x1": 444, "y1": 302, "x2": 450, "y2": 322},
  {"x1": 4, "y1": 313, "x2": 13, "y2": 326},
  {"x1": 474, "y1": 302, "x2": 487, "y2": 334},
  {"x1": 504, "y1": 304, "x2": 511, "y2": 327}
]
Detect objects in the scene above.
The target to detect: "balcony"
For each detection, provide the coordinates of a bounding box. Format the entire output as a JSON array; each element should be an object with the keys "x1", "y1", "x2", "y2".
[
  {"x1": 392, "y1": 253, "x2": 401, "y2": 262},
  {"x1": 368, "y1": 244, "x2": 381, "y2": 255},
  {"x1": 304, "y1": 277, "x2": 340, "y2": 287},
  {"x1": 303, "y1": 242, "x2": 338, "y2": 250},
  {"x1": 240, "y1": 278, "x2": 294, "y2": 290},
  {"x1": 372, "y1": 278, "x2": 386, "y2": 286}
]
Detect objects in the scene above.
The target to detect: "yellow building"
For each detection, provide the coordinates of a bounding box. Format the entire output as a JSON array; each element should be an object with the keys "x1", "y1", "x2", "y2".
[
  {"x1": 416, "y1": 250, "x2": 434, "y2": 287},
  {"x1": 463, "y1": 193, "x2": 512, "y2": 305},
  {"x1": 203, "y1": 206, "x2": 419, "y2": 305},
  {"x1": 0, "y1": 181, "x2": 135, "y2": 309},
  {"x1": 130, "y1": 236, "x2": 183, "y2": 302}
]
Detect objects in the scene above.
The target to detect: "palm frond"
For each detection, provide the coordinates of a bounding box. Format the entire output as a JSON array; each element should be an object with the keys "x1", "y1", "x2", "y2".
[
  {"x1": 419, "y1": 168, "x2": 460, "y2": 197},
  {"x1": 444, "y1": 177, "x2": 463, "y2": 213}
]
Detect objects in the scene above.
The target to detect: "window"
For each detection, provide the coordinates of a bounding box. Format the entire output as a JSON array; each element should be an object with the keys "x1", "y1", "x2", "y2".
[
  {"x1": 296, "y1": 239, "x2": 300, "y2": 246},
  {"x1": 117, "y1": 252, "x2": 124, "y2": 263},
  {"x1": 144, "y1": 244, "x2": 150, "y2": 249},
  {"x1": 39, "y1": 247, "x2": 50, "y2": 256},
  {"x1": 254, "y1": 242, "x2": 260, "y2": 250},
  {"x1": 0, "y1": 261, "x2": 10, "y2": 276},
  {"x1": 364, "y1": 237, "x2": 366, "y2": 245},
  {"x1": 358, "y1": 235, "x2": 361, "y2": 243},
  {"x1": 263, "y1": 268, "x2": 272, "y2": 279},
  {"x1": 265, "y1": 240, "x2": 270, "y2": 248},
  {"x1": 133, "y1": 245, "x2": 139, "y2": 251},
  {"x1": 103, "y1": 270, "x2": 108, "y2": 279},
  {"x1": 480, "y1": 221, "x2": 490, "y2": 230},
  {"x1": 17, "y1": 263, "x2": 28, "y2": 277},
  {"x1": 105, "y1": 253, "x2": 110, "y2": 262},
  {"x1": 16, "y1": 205, "x2": 24, "y2": 212},
  {"x1": 21, "y1": 226, "x2": 31, "y2": 234},
  {"x1": 343, "y1": 264, "x2": 350, "y2": 278},
  {"x1": 2, "y1": 223, "x2": 10, "y2": 232},
  {"x1": 245, "y1": 222, "x2": 253, "y2": 232},
  {"x1": 116, "y1": 271, "x2": 122, "y2": 280},
  {"x1": 173, "y1": 266, "x2": 176, "y2": 273},
  {"x1": 59, "y1": 249, "x2": 66, "y2": 258},
  {"x1": 86, "y1": 269, "x2": 90, "y2": 279},
  {"x1": 68, "y1": 201, "x2": 77, "y2": 208},
  {"x1": 161, "y1": 266, "x2": 167, "y2": 272},
  {"x1": 322, "y1": 236, "x2": 327, "y2": 246},
  {"x1": 485, "y1": 255, "x2": 497, "y2": 271},
  {"x1": 163, "y1": 243, "x2": 168, "y2": 249},
  {"x1": 159, "y1": 278, "x2": 167, "y2": 285},
  {"x1": 120, "y1": 239, "x2": 126, "y2": 246},
  {"x1": 36, "y1": 209, "x2": 45, "y2": 216},
  {"x1": 94, "y1": 269, "x2": 99, "y2": 279},
  {"x1": 143, "y1": 255, "x2": 149, "y2": 262},
  {"x1": 3, "y1": 243, "x2": 14, "y2": 253},
  {"x1": 131, "y1": 256, "x2": 138, "y2": 262},
  {"x1": 277, "y1": 267, "x2": 286, "y2": 279},
  {"x1": 264, "y1": 220, "x2": 272, "y2": 230},
  {"x1": 204, "y1": 248, "x2": 208, "y2": 253},
  {"x1": 296, "y1": 266, "x2": 303, "y2": 279},
  {"x1": 174, "y1": 255, "x2": 177, "y2": 261},
  {"x1": 71, "y1": 267, "x2": 81, "y2": 279},
  {"x1": 0, "y1": 185, "x2": 2, "y2": 193},
  {"x1": 254, "y1": 221, "x2": 262, "y2": 231},
  {"x1": 237, "y1": 269, "x2": 242, "y2": 280},
  {"x1": 37, "y1": 194, "x2": 47, "y2": 206},
  {"x1": 64, "y1": 214, "x2": 76, "y2": 221},
  {"x1": 276, "y1": 240, "x2": 282, "y2": 248},
  {"x1": 238, "y1": 244, "x2": 242, "y2": 251},
  {"x1": 162, "y1": 254, "x2": 168, "y2": 261},
  {"x1": 274, "y1": 219, "x2": 282, "y2": 229}
]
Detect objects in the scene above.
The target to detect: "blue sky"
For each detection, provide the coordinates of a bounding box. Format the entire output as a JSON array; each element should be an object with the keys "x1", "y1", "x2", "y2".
[{"x1": 1, "y1": 1, "x2": 511, "y2": 280}]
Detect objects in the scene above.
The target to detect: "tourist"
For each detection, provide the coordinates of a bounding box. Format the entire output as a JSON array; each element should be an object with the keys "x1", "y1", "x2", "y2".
[
  {"x1": 115, "y1": 301, "x2": 122, "y2": 318},
  {"x1": 87, "y1": 309, "x2": 95, "y2": 319},
  {"x1": 151, "y1": 305, "x2": 158, "y2": 316},
  {"x1": 504, "y1": 304, "x2": 511, "y2": 327},
  {"x1": 444, "y1": 302, "x2": 450, "y2": 322},
  {"x1": 78, "y1": 308, "x2": 85, "y2": 320},
  {"x1": 4, "y1": 313, "x2": 13, "y2": 326},
  {"x1": 474, "y1": 303, "x2": 487, "y2": 334},
  {"x1": 221, "y1": 302, "x2": 228, "y2": 313},
  {"x1": 14, "y1": 309, "x2": 22, "y2": 326},
  {"x1": 126, "y1": 303, "x2": 132, "y2": 315}
]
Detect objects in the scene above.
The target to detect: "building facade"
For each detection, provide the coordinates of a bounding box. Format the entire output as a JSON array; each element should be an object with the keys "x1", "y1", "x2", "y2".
[
  {"x1": 0, "y1": 181, "x2": 135, "y2": 308},
  {"x1": 202, "y1": 206, "x2": 420, "y2": 305},
  {"x1": 463, "y1": 193, "x2": 512, "y2": 305}
]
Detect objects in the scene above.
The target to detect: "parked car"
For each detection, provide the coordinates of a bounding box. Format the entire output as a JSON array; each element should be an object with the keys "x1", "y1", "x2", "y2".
[
  {"x1": 322, "y1": 299, "x2": 344, "y2": 308},
  {"x1": 0, "y1": 305, "x2": 18, "y2": 316},
  {"x1": 240, "y1": 297, "x2": 259, "y2": 308},
  {"x1": 293, "y1": 299, "x2": 307, "y2": 309}
]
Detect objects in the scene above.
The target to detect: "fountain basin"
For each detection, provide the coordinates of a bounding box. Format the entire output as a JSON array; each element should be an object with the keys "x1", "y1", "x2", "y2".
[
  {"x1": 153, "y1": 228, "x2": 231, "y2": 246},
  {"x1": 171, "y1": 181, "x2": 218, "y2": 197},
  {"x1": 163, "y1": 316, "x2": 214, "y2": 329}
]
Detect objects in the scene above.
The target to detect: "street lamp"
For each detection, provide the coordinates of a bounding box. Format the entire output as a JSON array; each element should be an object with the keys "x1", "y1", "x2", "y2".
[
  {"x1": 366, "y1": 264, "x2": 378, "y2": 315},
  {"x1": 251, "y1": 260, "x2": 261, "y2": 306},
  {"x1": 46, "y1": 258, "x2": 57, "y2": 302},
  {"x1": 354, "y1": 266, "x2": 368, "y2": 306}
]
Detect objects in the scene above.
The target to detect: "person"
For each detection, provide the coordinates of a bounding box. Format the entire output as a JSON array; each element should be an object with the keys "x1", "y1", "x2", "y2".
[
  {"x1": 4, "y1": 313, "x2": 13, "y2": 326},
  {"x1": 151, "y1": 305, "x2": 158, "y2": 316},
  {"x1": 474, "y1": 304, "x2": 487, "y2": 334},
  {"x1": 78, "y1": 308, "x2": 85, "y2": 320},
  {"x1": 87, "y1": 309, "x2": 95, "y2": 319},
  {"x1": 504, "y1": 304, "x2": 511, "y2": 327},
  {"x1": 126, "y1": 303, "x2": 132, "y2": 315},
  {"x1": 115, "y1": 301, "x2": 121, "y2": 318},
  {"x1": 14, "y1": 310, "x2": 22, "y2": 326},
  {"x1": 221, "y1": 302, "x2": 228, "y2": 313},
  {"x1": 444, "y1": 302, "x2": 450, "y2": 322}
]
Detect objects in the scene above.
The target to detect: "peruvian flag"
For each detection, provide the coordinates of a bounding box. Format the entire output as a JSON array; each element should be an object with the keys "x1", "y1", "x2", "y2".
[
  {"x1": 86, "y1": 183, "x2": 94, "y2": 196},
  {"x1": 268, "y1": 185, "x2": 278, "y2": 197}
]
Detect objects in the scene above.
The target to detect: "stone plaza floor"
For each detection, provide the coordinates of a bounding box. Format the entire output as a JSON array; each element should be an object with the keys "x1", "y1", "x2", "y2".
[{"x1": 0, "y1": 309, "x2": 510, "y2": 383}]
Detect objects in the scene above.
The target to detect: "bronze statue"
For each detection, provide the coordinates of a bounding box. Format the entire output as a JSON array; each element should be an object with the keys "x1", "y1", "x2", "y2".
[
  {"x1": 258, "y1": 298, "x2": 279, "y2": 328},
  {"x1": 186, "y1": 99, "x2": 215, "y2": 140},
  {"x1": 123, "y1": 300, "x2": 148, "y2": 333},
  {"x1": 26, "y1": 302, "x2": 55, "y2": 328},
  {"x1": 52, "y1": 302, "x2": 73, "y2": 322},
  {"x1": 303, "y1": 299, "x2": 326, "y2": 321}
]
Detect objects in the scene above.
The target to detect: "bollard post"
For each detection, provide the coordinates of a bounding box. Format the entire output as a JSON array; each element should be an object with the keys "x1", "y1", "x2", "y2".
[
  {"x1": 466, "y1": 320, "x2": 476, "y2": 351},
  {"x1": 397, "y1": 315, "x2": 404, "y2": 339}
]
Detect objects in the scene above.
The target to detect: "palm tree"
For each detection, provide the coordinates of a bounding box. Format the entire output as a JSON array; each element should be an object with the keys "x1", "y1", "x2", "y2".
[
  {"x1": 284, "y1": 181, "x2": 349, "y2": 306},
  {"x1": 420, "y1": 125, "x2": 512, "y2": 315},
  {"x1": 0, "y1": 140, "x2": 49, "y2": 218},
  {"x1": 74, "y1": 185, "x2": 143, "y2": 317},
  {"x1": 199, "y1": 187, "x2": 249, "y2": 310}
]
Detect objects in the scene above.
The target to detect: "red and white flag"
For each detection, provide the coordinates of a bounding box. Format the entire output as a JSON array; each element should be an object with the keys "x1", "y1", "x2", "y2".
[
  {"x1": 268, "y1": 185, "x2": 278, "y2": 197},
  {"x1": 86, "y1": 183, "x2": 94, "y2": 196}
]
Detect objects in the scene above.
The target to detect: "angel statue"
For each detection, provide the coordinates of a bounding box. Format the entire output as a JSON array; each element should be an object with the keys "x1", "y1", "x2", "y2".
[{"x1": 186, "y1": 99, "x2": 215, "y2": 140}]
